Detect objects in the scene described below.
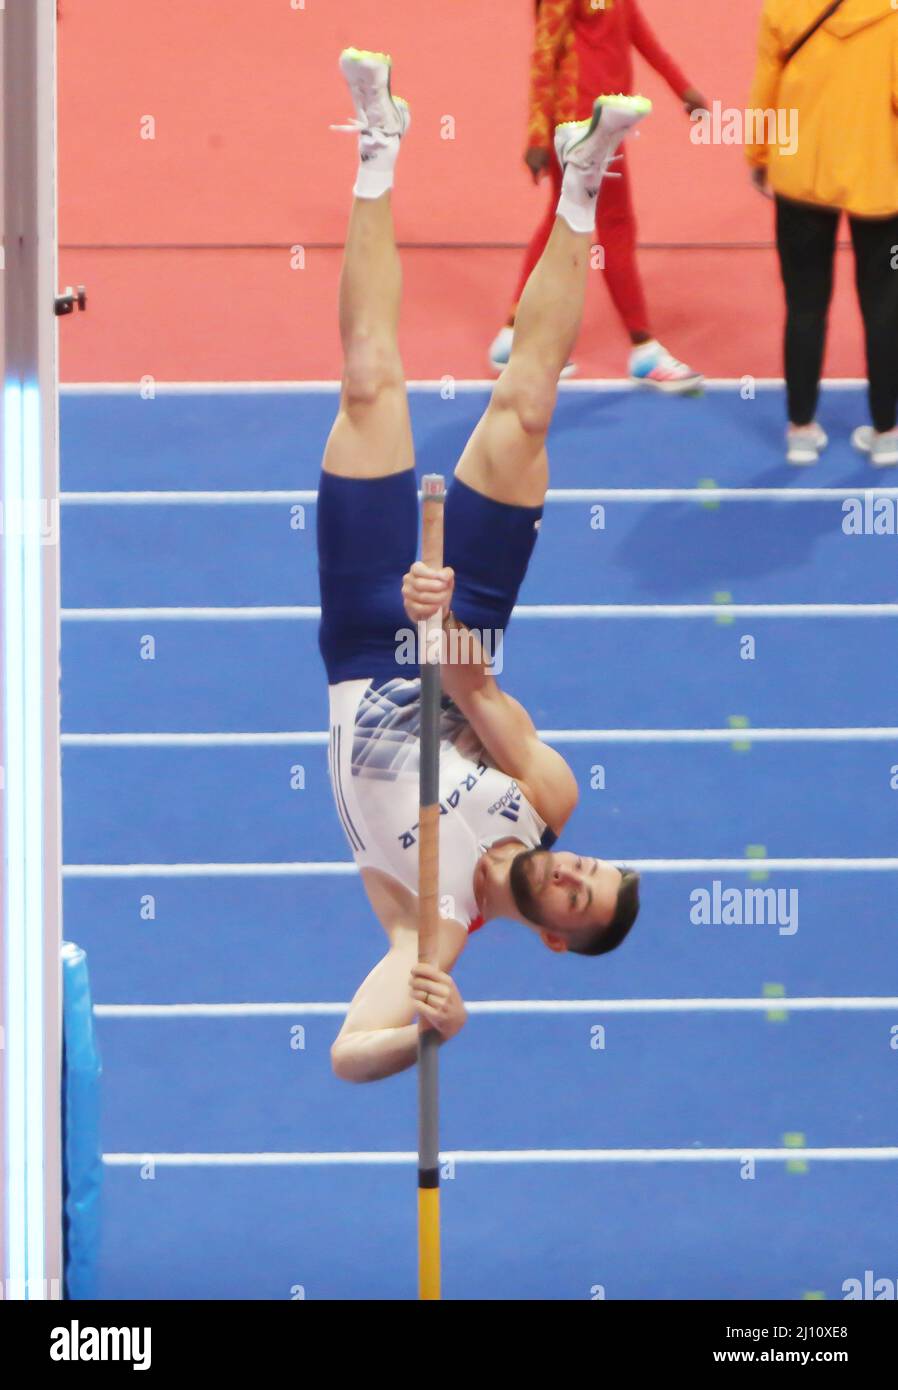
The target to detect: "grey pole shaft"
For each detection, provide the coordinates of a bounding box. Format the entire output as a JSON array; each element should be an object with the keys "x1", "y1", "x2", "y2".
[{"x1": 417, "y1": 655, "x2": 442, "y2": 1185}]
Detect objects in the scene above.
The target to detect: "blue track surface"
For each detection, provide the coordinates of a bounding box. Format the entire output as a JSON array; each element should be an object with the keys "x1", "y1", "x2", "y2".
[{"x1": 60, "y1": 386, "x2": 898, "y2": 1300}]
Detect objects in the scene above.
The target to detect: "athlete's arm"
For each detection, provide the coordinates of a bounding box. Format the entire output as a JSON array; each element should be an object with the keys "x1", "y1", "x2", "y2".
[
  {"x1": 627, "y1": 0, "x2": 692, "y2": 101},
  {"x1": 400, "y1": 561, "x2": 578, "y2": 828},
  {"x1": 401, "y1": 562, "x2": 579, "y2": 830},
  {"x1": 331, "y1": 927, "x2": 467, "y2": 1084},
  {"x1": 442, "y1": 624, "x2": 578, "y2": 831}
]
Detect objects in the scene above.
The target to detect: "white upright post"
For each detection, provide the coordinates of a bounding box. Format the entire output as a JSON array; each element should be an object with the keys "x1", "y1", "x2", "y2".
[{"x1": 0, "y1": 0, "x2": 64, "y2": 1301}]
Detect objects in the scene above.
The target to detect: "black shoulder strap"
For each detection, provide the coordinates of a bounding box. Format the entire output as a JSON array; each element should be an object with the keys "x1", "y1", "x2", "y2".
[{"x1": 783, "y1": 0, "x2": 845, "y2": 65}]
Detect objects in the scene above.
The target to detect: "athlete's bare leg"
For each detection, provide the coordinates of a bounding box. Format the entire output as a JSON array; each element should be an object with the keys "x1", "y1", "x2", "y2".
[
  {"x1": 322, "y1": 190, "x2": 414, "y2": 480},
  {"x1": 455, "y1": 216, "x2": 590, "y2": 507},
  {"x1": 457, "y1": 98, "x2": 650, "y2": 508}
]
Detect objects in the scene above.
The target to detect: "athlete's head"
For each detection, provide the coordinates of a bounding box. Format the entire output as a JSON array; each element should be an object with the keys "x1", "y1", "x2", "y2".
[{"x1": 509, "y1": 849, "x2": 640, "y2": 956}]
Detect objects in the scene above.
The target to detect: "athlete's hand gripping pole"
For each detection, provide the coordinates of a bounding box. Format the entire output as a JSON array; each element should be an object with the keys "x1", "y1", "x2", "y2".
[{"x1": 417, "y1": 473, "x2": 445, "y2": 1301}]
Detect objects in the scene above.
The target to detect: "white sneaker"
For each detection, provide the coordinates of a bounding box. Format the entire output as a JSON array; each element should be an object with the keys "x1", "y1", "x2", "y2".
[
  {"x1": 786, "y1": 421, "x2": 828, "y2": 466},
  {"x1": 488, "y1": 325, "x2": 515, "y2": 371},
  {"x1": 334, "y1": 47, "x2": 411, "y2": 147},
  {"x1": 852, "y1": 425, "x2": 898, "y2": 468},
  {"x1": 629, "y1": 340, "x2": 703, "y2": 394},
  {"x1": 554, "y1": 93, "x2": 652, "y2": 192},
  {"x1": 488, "y1": 325, "x2": 576, "y2": 378}
]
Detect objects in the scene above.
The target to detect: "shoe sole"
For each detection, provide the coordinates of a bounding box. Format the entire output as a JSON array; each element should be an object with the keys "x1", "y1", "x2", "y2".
[
  {"x1": 787, "y1": 440, "x2": 827, "y2": 464},
  {"x1": 629, "y1": 374, "x2": 704, "y2": 396},
  {"x1": 341, "y1": 45, "x2": 392, "y2": 68}
]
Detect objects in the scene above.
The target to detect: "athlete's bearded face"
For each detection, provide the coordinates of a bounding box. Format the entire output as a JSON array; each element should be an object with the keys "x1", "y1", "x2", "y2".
[{"x1": 509, "y1": 848, "x2": 624, "y2": 940}]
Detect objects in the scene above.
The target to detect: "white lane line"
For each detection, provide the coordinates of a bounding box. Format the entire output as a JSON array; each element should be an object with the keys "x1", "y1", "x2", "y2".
[
  {"x1": 517, "y1": 604, "x2": 898, "y2": 619},
  {"x1": 62, "y1": 861, "x2": 359, "y2": 877},
  {"x1": 59, "y1": 604, "x2": 898, "y2": 621},
  {"x1": 58, "y1": 487, "x2": 898, "y2": 505},
  {"x1": 60, "y1": 379, "x2": 867, "y2": 395},
  {"x1": 64, "y1": 732, "x2": 331, "y2": 747},
  {"x1": 93, "y1": 997, "x2": 898, "y2": 1020},
  {"x1": 62, "y1": 606, "x2": 320, "y2": 621},
  {"x1": 102, "y1": 1146, "x2": 898, "y2": 1167},
  {"x1": 62, "y1": 490, "x2": 320, "y2": 506},
  {"x1": 545, "y1": 488, "x2": 895, "y2": 502},
  {"x1": 540, "y1": 727, "x2": 898, "y2": 743},
  {"x1": 63, "y1": 858, "x2": 898, "y2": 878},
  {"x1": 60, "y1": 727, "x2": 898, "y2": 748}
]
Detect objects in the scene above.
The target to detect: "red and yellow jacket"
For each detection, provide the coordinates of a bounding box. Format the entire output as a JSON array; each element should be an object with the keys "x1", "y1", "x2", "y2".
[{"x1": 528, "y1": 0, "x2": 691, "y2": 148}]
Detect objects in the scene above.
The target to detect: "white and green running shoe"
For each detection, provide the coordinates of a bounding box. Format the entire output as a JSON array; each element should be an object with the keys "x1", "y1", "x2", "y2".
[
  {"x1": 554, "y1": 93, "x2": 652, "y2": 194},
  {"x1": 333, "y1": 47, "x2": 410, "y2": 147}
]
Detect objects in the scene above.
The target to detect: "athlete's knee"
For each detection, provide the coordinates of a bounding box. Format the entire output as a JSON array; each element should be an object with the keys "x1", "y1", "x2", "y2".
[
  {"x1": 495, "y1": 366, "x2": 557, "y2": 439},
  {"x1": 342, "y1": 332, "x2": 403, "y2": 407}
]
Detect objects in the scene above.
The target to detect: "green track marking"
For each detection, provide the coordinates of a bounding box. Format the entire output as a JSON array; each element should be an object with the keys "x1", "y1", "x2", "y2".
[
  {"x1": 763, "y1": 982, "x2": 788, "y2": 1023},
  {"x1": 713, "y1": 590, "x2": 734, "y2": 625},
  {"x1": 784, "y1": 1132, "x2": 808, "y2": 1175},
  {"x1": 746, "y1": 844, "x2": 769, "y2": 882},
  {"x1": 698, "y1": 478, "x2": 719, "y2": 510}
]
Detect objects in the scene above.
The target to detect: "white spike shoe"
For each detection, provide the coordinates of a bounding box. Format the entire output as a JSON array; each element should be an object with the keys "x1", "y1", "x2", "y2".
[
  {"x1": 334, "y1": 47, "x2": 411, "y2": 148},
  {"x1": 554, "y1": 94, "x2": 652, "y2": 197}
]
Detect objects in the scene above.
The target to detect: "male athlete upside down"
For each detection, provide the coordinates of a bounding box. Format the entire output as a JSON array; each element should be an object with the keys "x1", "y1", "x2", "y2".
[{"x1": 320, "y1": 49, "x2": 643, "y2": 1083}]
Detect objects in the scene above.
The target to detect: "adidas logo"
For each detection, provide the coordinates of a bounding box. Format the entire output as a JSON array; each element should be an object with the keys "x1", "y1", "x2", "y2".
[
  {"x1": 499, "y1": 792, "x2": 522, "y2": 823},
  {"x1": 488, "y1": 782, "x2": 523, "y2": 822}
]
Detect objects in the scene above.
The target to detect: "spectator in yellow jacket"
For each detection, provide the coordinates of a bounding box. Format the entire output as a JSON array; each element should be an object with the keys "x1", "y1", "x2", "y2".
[{"x1": 747, "y1": 0, "x2": 898, "y2": 465}]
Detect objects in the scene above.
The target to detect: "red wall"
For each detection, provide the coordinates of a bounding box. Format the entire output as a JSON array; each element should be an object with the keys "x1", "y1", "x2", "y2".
[
  {"x1": 57, "y1": 2, "x2": 863, "y2": 381},
  {"x1": 59, "y1": 0, "x2": 767, "y2": 246}
]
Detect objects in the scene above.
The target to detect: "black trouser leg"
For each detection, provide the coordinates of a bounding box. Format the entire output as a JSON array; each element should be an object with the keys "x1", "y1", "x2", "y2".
[
  {"x1": 848, "y1": 212, "x2": 898, "y2": 434},
  {"x1": 775, "y1": 195, "x2": 840, "y2": 426}
]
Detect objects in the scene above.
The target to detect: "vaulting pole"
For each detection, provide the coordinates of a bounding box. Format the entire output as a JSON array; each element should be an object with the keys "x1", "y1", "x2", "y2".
[{"x1": 417, "y1": 473, "x2": 445, "y2": 1300}]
